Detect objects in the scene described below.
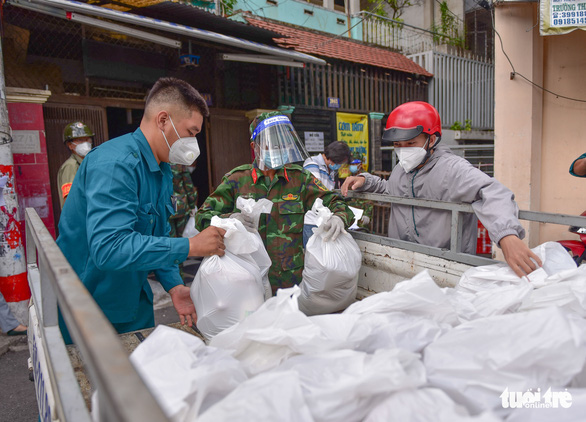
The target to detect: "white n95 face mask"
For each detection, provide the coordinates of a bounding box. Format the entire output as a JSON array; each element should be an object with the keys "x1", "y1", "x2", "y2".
[
  {"x1": 162, "y1": 116, "x2": 200, "y2": 165},
  {"x1": 395, "y1": 138, "x2": 430, "y2": 173},
  {"x1": 74, "y1": 142, "x2": 92, "y2": 157}
]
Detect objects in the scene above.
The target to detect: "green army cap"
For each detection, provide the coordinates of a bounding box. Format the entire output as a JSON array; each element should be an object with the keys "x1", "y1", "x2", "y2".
[{"x1": 63, "y1": 121, "x2": 95, "y2": 144}]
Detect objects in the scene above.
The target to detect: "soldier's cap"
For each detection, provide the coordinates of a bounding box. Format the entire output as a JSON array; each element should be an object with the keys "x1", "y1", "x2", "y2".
[{"x1": 249, "y1": 111, "x2": 283, "y2": 135}]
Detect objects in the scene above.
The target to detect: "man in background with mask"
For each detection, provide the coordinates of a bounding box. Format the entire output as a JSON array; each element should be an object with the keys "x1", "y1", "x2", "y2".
[
  {"x1": 57, "y1": 77, "x2": 226, "y2": 342},
  {"x1": 196, "y1": 112, "x2": 354, "y2": 294},
  {"x1": 303, "y1": 140, "x2": 351, "y2": 190},
  {"x1": 342, "y1": 152, "x2": 373, "y2": 232},
  {"x1": 57, "y1": 121, "x2": 94, "y2": 208},
  {"x1": 341, "y1": 101, "x2": 541, "y2": 278},
  {"x1": 302, "y1": 140, "x2": 351, "y2": 245}
]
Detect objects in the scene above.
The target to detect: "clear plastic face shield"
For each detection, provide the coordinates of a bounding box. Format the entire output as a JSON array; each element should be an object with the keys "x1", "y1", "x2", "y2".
[{"x1": 251, "y1": 115, "x2": 310, "y2": 170}]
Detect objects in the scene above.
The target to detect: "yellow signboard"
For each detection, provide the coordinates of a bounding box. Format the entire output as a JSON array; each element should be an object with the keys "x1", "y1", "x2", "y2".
[
  {"x1": 336, "y1": 112, "x2": 369, "y2": 172},
  {"x1": 540, "y1": 0, "x2": 586, "y2": 35}
]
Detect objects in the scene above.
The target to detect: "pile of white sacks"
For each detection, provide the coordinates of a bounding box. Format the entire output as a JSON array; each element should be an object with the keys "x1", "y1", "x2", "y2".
[{"x1": 127, "y1": 242, "x2": 586, "y2": 422}]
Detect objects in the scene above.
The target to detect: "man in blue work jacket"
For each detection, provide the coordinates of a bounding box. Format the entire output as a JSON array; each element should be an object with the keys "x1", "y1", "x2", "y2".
[{"x1": 57, "y1": 77, "x2": 226, "y2": 342}]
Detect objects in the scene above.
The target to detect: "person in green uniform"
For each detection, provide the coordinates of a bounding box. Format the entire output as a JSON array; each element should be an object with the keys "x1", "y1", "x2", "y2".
[
  {"x1": 57, "y1": 121, "x2": 94, "y2": 208},
  {"x1": 169, "y1": 164, "x2": 198, "y2": 238},
  {"x1": 195, "y1": 112, "x2": 354, "y2": 293}
]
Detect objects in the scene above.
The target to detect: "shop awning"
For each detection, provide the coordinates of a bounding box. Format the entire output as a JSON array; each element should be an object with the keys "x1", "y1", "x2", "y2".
[{"x1": 14, "y1": 0, "x2": 327, "y2": 66}]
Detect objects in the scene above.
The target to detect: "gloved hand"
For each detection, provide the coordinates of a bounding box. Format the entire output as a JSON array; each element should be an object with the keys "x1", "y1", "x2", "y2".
[
  {"x1": 230, "y1": 213, "x2": 256, "y2": 231},
  {"x1": 321, "y1": 215, "x2": 345, "y2": 242}
]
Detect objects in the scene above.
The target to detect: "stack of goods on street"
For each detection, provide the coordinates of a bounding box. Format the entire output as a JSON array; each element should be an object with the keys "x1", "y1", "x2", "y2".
[{"x1": 119, "y1": 242, "x2": 586, "y2": 421}]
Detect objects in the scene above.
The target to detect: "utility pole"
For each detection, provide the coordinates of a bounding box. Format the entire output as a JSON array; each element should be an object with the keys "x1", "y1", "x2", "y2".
[
  {"x1": 345, "y1": 0, "x2": 352, "y2": 39},
  {"x1": 0, "y1": 32, "x2": 28, "y2": 304}
]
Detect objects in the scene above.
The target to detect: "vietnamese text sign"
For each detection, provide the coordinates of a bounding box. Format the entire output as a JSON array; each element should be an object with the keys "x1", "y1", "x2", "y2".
[
  {"x1": 12, "y1": 130, "x2": 41, "y2": 154},
  {"x1": 541, "y1": 0, "x2": 586, "y2": 35},
  {"x1": 304, "y1": 131, "x2": 324, "y2": 152},
  {"x1": 336, "y1": 112, "x2": 369, "y2": 171}
]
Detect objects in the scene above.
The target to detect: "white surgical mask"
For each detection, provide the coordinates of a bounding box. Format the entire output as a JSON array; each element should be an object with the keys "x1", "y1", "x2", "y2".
[
  {"x1": 395, "y1": 139, "x2": 429, "y2": 173},
  {"x1": 162, "y1": 116, "x2": 200, "y2": 165},
  {"x1": 74, "y1": 142, "x2": 92, "y2": 157}
]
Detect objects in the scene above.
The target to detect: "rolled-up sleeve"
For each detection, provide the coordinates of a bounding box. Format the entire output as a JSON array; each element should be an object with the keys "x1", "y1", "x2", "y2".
[{"x1": 570, "y1": 153, "x2": 586, "y2": 177}]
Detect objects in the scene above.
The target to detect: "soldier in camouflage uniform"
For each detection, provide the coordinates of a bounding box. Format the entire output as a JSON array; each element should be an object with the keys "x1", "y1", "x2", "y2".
[
  {"x1": 169, "y1": 164, "x2": 198, "y2": 238},
  {"x1": 195, "y1": 112, "x2": 354, "y2": 293}
]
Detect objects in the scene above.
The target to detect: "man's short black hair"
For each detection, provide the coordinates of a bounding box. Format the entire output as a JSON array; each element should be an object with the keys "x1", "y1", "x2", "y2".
[
  {"x1": 145, "y1": 77, "x2": 209, "y2": 118},
  {"x1": 324, "y1": 141, "x2": 351, "y2": 164}
]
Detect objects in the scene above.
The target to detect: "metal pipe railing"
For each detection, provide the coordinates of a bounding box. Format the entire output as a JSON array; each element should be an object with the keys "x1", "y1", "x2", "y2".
[
  {"x1": 25, "y1": 208, "x2": 170, "y2": 422},
  {"x1": 344, "y1": 191, "x2": 586, "y2": 267}
]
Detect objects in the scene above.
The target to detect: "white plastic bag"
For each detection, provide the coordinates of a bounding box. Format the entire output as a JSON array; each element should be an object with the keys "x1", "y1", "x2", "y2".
[
  {"x1": 519, "y1": 265, "x2": 586, "y2": 316},
  {"x1": 273, "y1": 348, "x2": 426, "y2": 422},
  {"x1": 364, "y1": 388, "x2": 502, "y2": 422},
  {"x1": 198, "y1": 371, "x2": 313, "y2": 422},
  {"x1": 128, "y1": 326, "x2": 248, "y2": 421},
  {"x1": 344, "y1": 271, "x2": 460, "y2": 326},
  {"x1": 192, "y1": 251, "x2": 265, "y2": 341},
  {"x1": 210, "y1": 286, "x2": 323, "y2": 375},
  {"x1": 457, "y1": 242, "x2": 577, "y2": 293},
  {"x1": 424, "y1": 307, "x2": 586, "y2": 416},
  {"x1": 182, "y1": 208, "x2": 200, "y2": 238},
  {"x1": 236, "y1": 196, "x2": 273, "y2": 300},
  {"x1": 298, "y1": 198, "x2": 361, "y2": 316},
  {"x1": 445, "y1": 283, "x2": 533, "y2": 322},
  {"x1": 348, "y1": 312, "x2": 452, "y2": 354},
  {"x1": 191, "y1": 216, "x2": 266, "y2": 340}
]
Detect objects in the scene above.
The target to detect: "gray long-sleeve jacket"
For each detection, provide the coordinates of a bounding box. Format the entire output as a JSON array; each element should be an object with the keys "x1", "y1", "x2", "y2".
[{"x1": 358, "y1": 146, "x2": 525, "y2": 254}]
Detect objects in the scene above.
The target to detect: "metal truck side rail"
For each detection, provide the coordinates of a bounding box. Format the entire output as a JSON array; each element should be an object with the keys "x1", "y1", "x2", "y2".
[
  {"x1": 344, "y1": 191, "x2": 586, "y2": 267},
  {"x1": 25, "y1": 207, "x2": 170, "y2": 422}
]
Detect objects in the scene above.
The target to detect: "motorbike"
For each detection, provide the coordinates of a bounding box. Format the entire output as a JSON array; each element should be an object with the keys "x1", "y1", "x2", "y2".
[{"x1": 558, "y1": 211, "x2": 586, "y2": 266}]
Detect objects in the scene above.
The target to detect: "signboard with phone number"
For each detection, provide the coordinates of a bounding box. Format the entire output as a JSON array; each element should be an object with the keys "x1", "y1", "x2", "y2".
[{"x1": 541, "y1": 0, "x2": 586, "y2": 35}]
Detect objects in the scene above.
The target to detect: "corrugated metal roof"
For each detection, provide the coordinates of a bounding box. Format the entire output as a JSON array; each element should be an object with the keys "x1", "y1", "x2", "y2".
[
  {"x1": 246, "y1": 16, "x2": 433, "y2": 77},
  {"x1": 88, "y1": 0, "x2": 283, "y2": 43}
]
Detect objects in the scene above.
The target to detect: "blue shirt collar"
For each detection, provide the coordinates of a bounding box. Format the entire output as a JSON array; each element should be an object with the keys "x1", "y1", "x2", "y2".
[{"x1": 133, "y1": 128, "x2": 171, "y2": 177}]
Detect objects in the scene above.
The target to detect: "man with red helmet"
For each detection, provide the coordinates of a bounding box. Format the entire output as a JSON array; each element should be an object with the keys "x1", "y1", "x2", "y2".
[{"x1": 341, "y1": 101, "x2": 541, "y2": 278}]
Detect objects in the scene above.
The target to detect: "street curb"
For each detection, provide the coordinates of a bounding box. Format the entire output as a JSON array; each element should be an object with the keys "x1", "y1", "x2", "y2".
[{"x1": 0, "y1": 335, "x2": 26, "y2": 357}]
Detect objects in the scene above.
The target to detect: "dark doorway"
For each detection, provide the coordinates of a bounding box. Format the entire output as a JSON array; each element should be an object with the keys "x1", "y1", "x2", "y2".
[{"x1": 106, "y1": 107, "x2": 143, "y2": 140}]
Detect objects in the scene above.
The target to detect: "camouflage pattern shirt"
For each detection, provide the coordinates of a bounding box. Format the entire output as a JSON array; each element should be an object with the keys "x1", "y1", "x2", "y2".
[
  {"x1": 169, "y1": 164, "x2": 198, "y2": 237},
  {"x1": 195, "y1": 164, "x2": 354, "y2": 293}
]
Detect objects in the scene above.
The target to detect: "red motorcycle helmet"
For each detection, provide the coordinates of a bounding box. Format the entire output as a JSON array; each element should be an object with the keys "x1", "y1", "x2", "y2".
[{"x1": 382, "y1": 101, "x2": 442, "y2": 143}]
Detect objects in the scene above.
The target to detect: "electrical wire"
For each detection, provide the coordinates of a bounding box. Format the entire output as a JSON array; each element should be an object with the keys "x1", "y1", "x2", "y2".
[
  {"x1": 486, "y1": 1, "x2": 586, "y2": 103},
  {"x1": 237, "y1": 0, "x2": 267, "y2": 17}
]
